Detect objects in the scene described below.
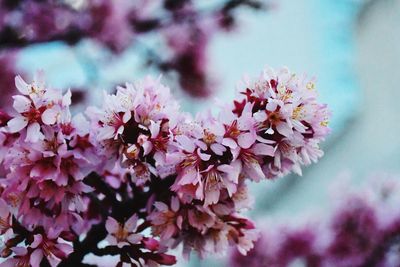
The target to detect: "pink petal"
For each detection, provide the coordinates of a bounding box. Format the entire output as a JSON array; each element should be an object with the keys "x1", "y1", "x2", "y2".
[
  {"x1": 204, "y1": 188, "x2": 220, "y2": 206},
  {"x1": 7, "y1": 117, "x2": 28, "y2": 132},
  {"x1": 48, "y1": 256, "x2": 62, "y2": 267},
  {"x1": 105, "y1": 217, "x2": 119, "y2": 234},
  {"x1": 55, "y1": 243, "x2": 73, "y2": 256},
  {"x1": 127, "y1": 234, "x2": 142, "y2": 244},
  {"x1": 161, "y1": 225, "x2": 176, "y2": 240},
  {"x1": 12, "y1": 95, "x2": 31, "y2": 113},
  {"x1": 97, "y1": 125, "x2": 115, "y2": 140},
  {"x1": 222, "y1": 138, "x2": 237, "y2": 149},
  {"x1": 47, "y1": 227, "x2": 62, "y2": 239},
  {"x1": 212, "y1": 123, "x2": 225, "y2": 136},
  {"x1": 251, "y1": 143, "x2": 274, "y2": 156},
  {"x1": 238, "y1": 132, "x2": 256, "y2": 149},
  {"x1": 62, "y1": 89, "x2": 72, "y2": 107},
  {"x1": 254, "y1": 111, "x2": 267, "y2": 122},
  {"x1": 30, "y1": 249, "x2": 43, "y2": 267},
  {"x1": 218, "y1": 109, "x2": 236, "y2": 125},
  {"x1": 26, "y1": 122, "x2": 43, "y2": 143},
  {"x1": 41, "y1": 107, "x2": 58, "y2": 125},
  {"x1": 197, "y1": 149, "x2": 211, "y2": 161},
  {"x1": 105, "y1": 235, "x2": 117, "y2": 246},
  {"x1": 149, "y1": 121, "x2": 160, "y2": 137},
  {"x1": 0, "y1": 259, "x2": 18, "y2": 267},
  {"x1": 211, "y1": 143, "x2": 226, "y2": 156},
  {"x1": 154, "y1": 201, "x2": 169, "y2": 212},
  {"x1": 15, "y1": 75, "x2": 29, "y2": 94},
  {"x1": 179, "y1": 168, "x2": 198, "y2": 185},
  {"x1": 0, "y1": 199, "x2": 10, "y2": 218},
  {"x1": 124, "y1": 214, "x2": 138, "y2": 232},
  {"x1": 170, "y1": 196, "x2": 180, "y2": 212},
  {"x1": 122, "y1": 111, "x2": 131, "y2": 123},
  {"x1": 12, "y1": 247, "x2": 28, "y2": 256},
  {"x1": 142, "y1": 141, "x2": 153, "y2": 156},
  {"x1": 266, "y1": 101, "x2": 278, "y2": 111},
  {"x1": 176, "y1": 135, "x2": 195, "y2": 153},
  {"x1": 245, "y1": 162, "x2": 265, "y2": 182},
  {"x1": 31, "y1": 234, "x2": 43, "y2": 248},
  {"x1": 276, "y1": 122, "x2": 293, "y2": 137}
]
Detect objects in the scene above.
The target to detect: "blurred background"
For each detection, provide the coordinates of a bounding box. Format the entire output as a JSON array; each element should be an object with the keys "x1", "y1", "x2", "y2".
[{"x1": 1, "y1": 0, "x2": 400, "y2": 266}]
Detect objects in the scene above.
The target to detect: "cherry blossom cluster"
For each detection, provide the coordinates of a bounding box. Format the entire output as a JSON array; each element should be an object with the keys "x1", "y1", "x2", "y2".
[
  {"x1": 0, "y1": 66, "x2": 329, "y2": 266},
  {"x1": 0, "y1": 0, "x2": 268, "y2": 97},
  {"x1": 229, "y1": 175, "x2": 400, "y2": 267}
]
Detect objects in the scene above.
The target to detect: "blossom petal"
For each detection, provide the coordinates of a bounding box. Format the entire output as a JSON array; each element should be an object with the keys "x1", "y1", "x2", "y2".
[
  {"x1": 12, "y1": 95, "x2": 31, "y2": 113},
  {"x1": 30, "y1": 249, "x2": 43, "y2": 267},
  {"x1": 276, "y1": 122, "x2": 293, "y2": 137},
  {"x1": 42, "y1": 107, "x2": 59, "y2": 125},
  {"x1": 222, "y1": 138, "x2": 237, "y2": 149},
  {"x1": 238, "y1": 132, "x2": 256, "y2": 149},
  {"x1": 127, "y1": 233, "x2": 142, "y2": 244},
  {"x1": 124, "y1": 214, "x2": 138, "y2": 232},
  {"x1": 251, "y1": 143, "x2": 274, "y2": 156},
  {"x1": 26, "y1": 122, "x2": 43, "y2": 143},
  {"x1": 15, "y1": 75, "x2": 29, "y2": 95},
  {"x1": 97, "y1": 125, "x2": 115, "y2": 140},
  {"x1": 7, "y1": 117, "x2": 28, "y2": 132},
  {"x1": 105, "y1": 217, "x2": 119, "y2": 234},
  {"x1": 176, "y1": 135, "x2": 195, "y2": 153}
]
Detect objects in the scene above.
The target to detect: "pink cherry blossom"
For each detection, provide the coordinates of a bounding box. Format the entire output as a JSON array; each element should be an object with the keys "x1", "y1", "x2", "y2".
[
  {"x1": 148, "y1": 197, "x2": 183, "y2": 241},
  {"x1": 105, "y1": 214, "x2": 143, "y2": 248}
]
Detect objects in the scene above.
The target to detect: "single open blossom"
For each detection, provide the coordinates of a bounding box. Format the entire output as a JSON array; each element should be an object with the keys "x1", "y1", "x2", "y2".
[
  {"x1": 29, "y1": 229, "x2": 73, "y2": 267},
  {"x1": 105, "y1": 214, "x2": 142, "y2": 248},
  {"x1": 0, "y1": 227, "x2": 73, "y2": 267},
  {"x1": 0, "y1": 67, "x2": 329, "y2": 266},
  {"x1": 148, "y1": 197, "x2": 183, "y2": 241}
]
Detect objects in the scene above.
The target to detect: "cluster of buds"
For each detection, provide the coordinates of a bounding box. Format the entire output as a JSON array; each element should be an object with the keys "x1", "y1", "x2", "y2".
[
  {"x1": 229, "y1": 175, "x2": 400, "y2": 267},
  {"x1": 0, "y1": 66, "x2": 329, "y2": 266}
]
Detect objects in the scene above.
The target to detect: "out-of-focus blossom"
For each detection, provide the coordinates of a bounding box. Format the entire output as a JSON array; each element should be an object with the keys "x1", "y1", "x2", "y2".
[
  {"x1": 0, "y1": 0, "x2": 268, "y2": 97},
  {"x1": 229, "y1": 175, "x2": 400, "y2": 267}
]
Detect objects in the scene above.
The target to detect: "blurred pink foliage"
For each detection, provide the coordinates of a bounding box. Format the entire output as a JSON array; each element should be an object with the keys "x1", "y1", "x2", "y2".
[
  {"x1": 229, "y1": 175, "x2": 400, "y2": 267},
  {"x1": 0, "y1": 0, "x2": 269, "y2": 99}
]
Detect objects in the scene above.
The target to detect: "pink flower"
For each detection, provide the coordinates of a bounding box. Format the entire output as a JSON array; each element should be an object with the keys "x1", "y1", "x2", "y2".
[
  {"x1": 0, "y1": 199, "x2": 12, "y2": 237},
  {"x1": 29, "y1": 228, "x2": 73, "y2": 267},
  {"x1": 6, "y1": 74, "x2": 72, "y2": 143},
  {"x1": 201, "y1": 162, "x2": 241, "y2": 206},
  {"x1": 187, "y1": 205, "x2": 216, "y2": 233},
  {"x1": 219, "y1": 103, "x2": 257, "y2": 150},
  {"x1": 148, "y1": 197, "x2": 183, "y2": 241},
  {"x1": 0, "y1": 247, "x2": 33, "y2": 267},
  {"x1": 238, "y1": 143, "x2": 274, "y2": 182},
  {"x1": 105, "y1": 214, "x2": 143, "y2": 248}
]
